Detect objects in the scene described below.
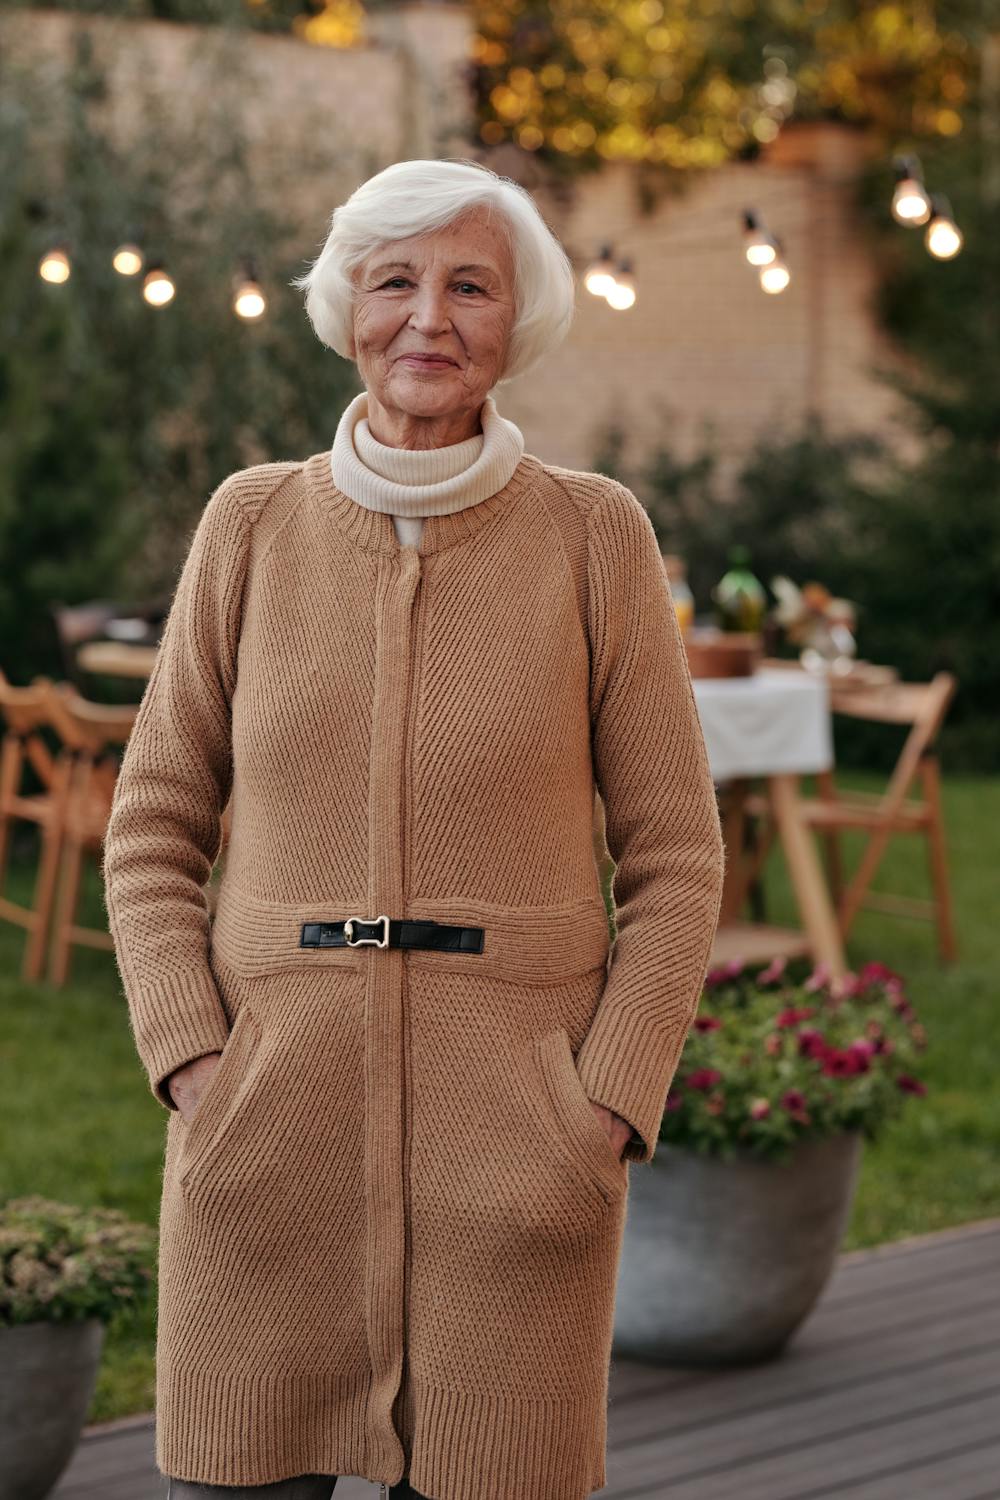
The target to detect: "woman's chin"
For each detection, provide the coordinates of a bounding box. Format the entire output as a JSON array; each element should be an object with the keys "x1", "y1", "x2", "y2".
[{"x1": 385, "y1": 371, "x2": 471, "y2": 415}]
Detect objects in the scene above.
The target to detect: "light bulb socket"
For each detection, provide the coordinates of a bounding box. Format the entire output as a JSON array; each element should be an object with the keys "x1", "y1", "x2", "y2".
[{"x1": 892, "y1": 153, "x2": 923, "y2": 183}]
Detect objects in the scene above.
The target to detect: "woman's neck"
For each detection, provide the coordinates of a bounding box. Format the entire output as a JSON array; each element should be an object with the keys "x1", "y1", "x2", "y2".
[{"x1": 365, "y1": 392, "x2": 483, "y2": 450}]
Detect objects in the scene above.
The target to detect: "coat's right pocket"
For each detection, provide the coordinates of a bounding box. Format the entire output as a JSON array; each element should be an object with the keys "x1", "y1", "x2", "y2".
[{"x1": 176, "y1": 1005, "x2": 262, "y2": 1200}]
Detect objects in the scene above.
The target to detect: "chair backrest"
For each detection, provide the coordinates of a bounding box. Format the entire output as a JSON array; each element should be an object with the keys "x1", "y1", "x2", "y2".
[
  {"x1": 832, "y1": 671, "x2": 957, "y2": 819},
  {"x1": 38, "y1": 680, "x2": 138, "y2": 757},
  {"x1": 0, "y1": 667, "x2": 60, "y2": 791}
]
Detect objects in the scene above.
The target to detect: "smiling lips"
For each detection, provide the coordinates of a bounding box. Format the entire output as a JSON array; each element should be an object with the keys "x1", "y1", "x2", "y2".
[{"x1": 398, "y1": 353, "x2": 457, "y2": 368}]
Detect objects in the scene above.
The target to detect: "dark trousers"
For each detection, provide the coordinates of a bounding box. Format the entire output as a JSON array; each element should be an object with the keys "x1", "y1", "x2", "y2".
[{"x1": 166, "y1": 1477, "x2": 424, "y2": 1498}]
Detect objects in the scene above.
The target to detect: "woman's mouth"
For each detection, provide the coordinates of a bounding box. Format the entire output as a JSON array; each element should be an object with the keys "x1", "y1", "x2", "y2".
[{"x1": 397, "y1": 355, "x2": 457, "y2": 369}]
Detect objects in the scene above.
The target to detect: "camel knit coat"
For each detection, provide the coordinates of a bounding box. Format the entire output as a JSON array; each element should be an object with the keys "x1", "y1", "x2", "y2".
[{"x1": 102, "y1": 434, "x2": 725, "y2": 1500}]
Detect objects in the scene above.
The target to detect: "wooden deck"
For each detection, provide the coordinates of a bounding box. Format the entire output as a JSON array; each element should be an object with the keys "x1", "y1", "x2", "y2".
[{"x1": 55, "y1": 1217, "x2": 1000, "y2": 1499}]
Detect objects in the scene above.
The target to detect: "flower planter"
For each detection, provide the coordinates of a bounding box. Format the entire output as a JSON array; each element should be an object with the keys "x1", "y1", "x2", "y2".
[
  {"x1": 613, "y1": 1128, "x2": 863, "y2": 1365},
  {"x1": 0, "y1": 1318, "x2": 105, "y2": 1500}
]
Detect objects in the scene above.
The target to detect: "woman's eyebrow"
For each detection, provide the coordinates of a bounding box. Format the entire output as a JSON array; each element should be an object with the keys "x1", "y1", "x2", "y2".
[{"x1": 369, "y1": 260, "x2": 499, "y2": 279}]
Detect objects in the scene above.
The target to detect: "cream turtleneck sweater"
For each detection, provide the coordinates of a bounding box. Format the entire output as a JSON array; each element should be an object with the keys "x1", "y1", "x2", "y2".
[{"x1": 330, "y1": 390, "x2": 526, "y2": 547}]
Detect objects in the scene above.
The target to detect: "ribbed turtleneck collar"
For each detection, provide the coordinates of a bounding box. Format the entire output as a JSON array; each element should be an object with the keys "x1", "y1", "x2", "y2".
[{"x1": 330, "y1": 390, "x2": 525, "y2": 518}]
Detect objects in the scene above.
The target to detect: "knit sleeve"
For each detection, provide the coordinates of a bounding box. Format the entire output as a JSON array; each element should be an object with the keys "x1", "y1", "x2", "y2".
[
  {"x1": 574, "y1": 481, "x2": 725, "y2": 1164},
  {"x1": 102, "y1": 474, "x2": 252, "y2": 1112}
]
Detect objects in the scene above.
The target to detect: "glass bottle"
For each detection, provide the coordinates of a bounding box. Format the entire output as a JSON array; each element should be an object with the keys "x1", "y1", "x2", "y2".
[
  {"x1": 662, "y1": 554, "x2": 695, "y2": 636},
  {"x1": 712, "y1": 545, "x2": 767, "y2": 634}
]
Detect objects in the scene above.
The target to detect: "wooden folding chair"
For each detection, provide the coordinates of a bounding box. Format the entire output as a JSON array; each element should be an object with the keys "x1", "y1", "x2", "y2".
[
  {"x1": 746, "y1": 671, "x2": 958, "y2": 962},
  {"x1": 37, "y1": 681, "x2": 138, "y2": 987},
  {"x1": 0, "y1": 668, "x2": 78, "y2": 980}
]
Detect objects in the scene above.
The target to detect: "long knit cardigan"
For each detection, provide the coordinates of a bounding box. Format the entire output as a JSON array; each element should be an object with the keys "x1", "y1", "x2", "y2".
[{"x1": 102, "y1": 445, "x2": 726, "y2": 1500}]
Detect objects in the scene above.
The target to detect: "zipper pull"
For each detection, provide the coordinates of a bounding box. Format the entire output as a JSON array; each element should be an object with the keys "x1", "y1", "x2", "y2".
[{"x1": 379, "y1": 1485, "x2": 388, "y2": 1500}]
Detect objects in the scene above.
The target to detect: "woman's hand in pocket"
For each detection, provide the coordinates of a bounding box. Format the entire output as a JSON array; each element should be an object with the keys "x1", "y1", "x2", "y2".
[
  {"x1": 590, "y1": 1101, "x2": 632, "y2": 1160},
  {"x1": 168, "y1": 1052, "x2": 223, "y2": 1124}
]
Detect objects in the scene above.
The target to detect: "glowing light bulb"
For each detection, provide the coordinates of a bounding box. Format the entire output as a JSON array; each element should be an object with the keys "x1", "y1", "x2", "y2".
[
  {"x1": 113, "y1": 242, "x2": 144, "y2": 276},
  {"x1": 605, "y1": 262, "x2": 637, "y2": 309},
  {"x1": 742, "y1": 211, "x2": 777, "y2": 266},
  {"x1": 759, "y1": 256, "x2": 791, "y2": 294},
  {"x1": 891, "y1": 156, "x2": 932, "y2": 225},
  {"x1": 143, "y1": 263, "x2": 176, "y2": 306},
  {"x1": 584, "y1": 244, "x2": 617, "y2": 298},
  {"x1": 39, "y1": 246, "x2": 71, "y2": 283},
  {"x1": 925, "y1": 197, "x2": 963, "y2": 259}
]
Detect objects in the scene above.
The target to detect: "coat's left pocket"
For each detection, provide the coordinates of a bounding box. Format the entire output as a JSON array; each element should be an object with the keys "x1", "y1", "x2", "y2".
[
  {"x1": 527, "y1": 1028, "x2": 629, "y2": 1210},
  {"x1": 177, "y1": 1004, "x2": 262, "y2": 1200}
]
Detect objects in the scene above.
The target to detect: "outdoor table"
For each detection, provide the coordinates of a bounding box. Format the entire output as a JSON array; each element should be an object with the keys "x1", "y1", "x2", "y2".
[
  {"x1": 692, "y1": 667, "x2": 847, "y2": 977},
  {"x1": 77, "y1": 641, "x2": 159, "y2": 680}
]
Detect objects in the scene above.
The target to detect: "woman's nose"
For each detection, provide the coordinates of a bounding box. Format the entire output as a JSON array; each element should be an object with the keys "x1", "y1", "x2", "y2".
[{"x1": 407, "y1": 286, "x2": 452, "y2": 336}]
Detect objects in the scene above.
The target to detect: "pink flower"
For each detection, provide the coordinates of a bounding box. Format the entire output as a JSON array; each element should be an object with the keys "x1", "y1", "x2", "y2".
[
  {"x1": 858, "y1": 960, "x2": 903, "y2": 986},
  {"x1": 781, "y1": 1088, "x2": 811, "y2": 1125},
  {"x1": 765, "y1": 1033, "x2": 784, "y2": 1056},
  {"x1": 693, "y1": 1015, "x2": 723, "y2": 1032},
  {"x1": 664, "y1": 1091, "x2": 683, "y2": 1112},
  {"x1": 684, "y1": 1068, "x2": 723, "y2": 1092},
  {"x1": 804, "y1": 962, "x2": 832, "y2": 992},
  {"x1": 705, "y1": 957, "x2": 745, "y2": 988},
  {"x1": 821, "y1": 1047, "x2": 862, "y2": 1077},
  {"x1": 897, "y1": 1074, "x2": 927, "y2": 1095},
  {"x1": 797, "y1": 1027, "x2": 828, "y2": 1060},
  {"x1": 749, "y1": 1097, "x2": 771, "y2": 1119},
  {"x1": 776, "y1": 1004, "x2": 816, "y2": 1028},
  {"x1": 757, "y1": 956, "x2": 787, "y2": 986}
]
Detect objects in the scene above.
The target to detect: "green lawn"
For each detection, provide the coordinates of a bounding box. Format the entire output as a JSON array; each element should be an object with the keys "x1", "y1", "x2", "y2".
[{"x1": 1, "y1": 768, "x2": 997, "y2": 1422}]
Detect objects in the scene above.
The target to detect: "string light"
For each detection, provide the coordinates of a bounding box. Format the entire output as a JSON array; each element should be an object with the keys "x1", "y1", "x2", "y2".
[
  {"x1": 605, "y1": 258, "x2": 637, "y2": 310},
  {"x1": 583, "y1": 244, "x2": 617, "y2": 297},
  {"x1": 112, "y1": 240, "x2": 144, "y2": 276},
  {"x1": 924, "y1": 193, "x2": 963, "y2": 260},
  {"x1": 758, "y1": 235, "x2": 791, "y2": 294},
  {"x1": 38, "y1": 243, "x2": 71, "y2": 283},
  {"x1": 233, "y1": 256, "x2": 267, "y2": 320},
  {"x1": 142, "y1": 260, "x2": 176, "y2": 307},
  {"x1": 742, "y1": 210, "x2": 777, "y2": 266},
  {"x1": 891, "y1": 155, "x2": 932, "y2": 226}
]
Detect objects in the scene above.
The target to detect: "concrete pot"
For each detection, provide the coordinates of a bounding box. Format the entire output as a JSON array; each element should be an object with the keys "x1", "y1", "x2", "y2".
[
  {"x1": 0, "y1": 1318, "x2": 105, "y2": 1500},
  {"x1": 613, "y1": 1129, "x2": 863, "y2": 1364}
]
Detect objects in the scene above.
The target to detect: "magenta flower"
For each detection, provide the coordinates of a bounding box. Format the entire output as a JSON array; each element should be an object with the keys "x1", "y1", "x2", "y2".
[
  {"x1": 705, "y1": 957, "x2": 746, "y2": 988},
  {"x1": 684, "y1": 1067, "x2": 723, "y2": 1091},
  {"x1": 797, "y1": 1027, "x2": 828, "y2": 1060},
  {"x1": 693, "y1": 1015, "x2": 723, "y2": 1032},
  {"x1": 896, "y1": 1074, "x2": 927, "y2": 1095},
  {"x1": 776, "y1": 1004, "x2": 816, "y2": 1029},
  {"x1": 749, "y1": 1097, "x2": 771, "y2": 1119}
]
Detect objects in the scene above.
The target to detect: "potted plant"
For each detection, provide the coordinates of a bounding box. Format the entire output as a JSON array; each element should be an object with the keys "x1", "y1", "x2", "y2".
[
  {"x1": 0, "y1": 1196, "x2": 156, "y2": 1500},
  {"x1": 613, "y1": 957, "x2": 928, "y2": 1365}
]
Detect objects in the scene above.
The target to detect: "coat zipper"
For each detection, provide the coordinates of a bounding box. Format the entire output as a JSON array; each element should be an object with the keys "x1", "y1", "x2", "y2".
[{"x1": 380, "y1": 1484, "x2": 389, "y2": 1500}]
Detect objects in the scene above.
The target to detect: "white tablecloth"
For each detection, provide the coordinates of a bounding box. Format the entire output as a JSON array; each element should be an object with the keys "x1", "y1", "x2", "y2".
[{"x1": 692, "y1": 668, "x2": 833, "y2": 782}]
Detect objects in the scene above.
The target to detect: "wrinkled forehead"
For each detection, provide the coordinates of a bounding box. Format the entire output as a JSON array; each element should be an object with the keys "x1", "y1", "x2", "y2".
[{"x1": 356, "y1": 209, "x2": 515, "y2": 284}]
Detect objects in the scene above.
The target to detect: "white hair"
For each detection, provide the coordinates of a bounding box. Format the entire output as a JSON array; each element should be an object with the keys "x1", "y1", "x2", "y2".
[{"x1": 290, "y1": 158, "x2": 576, "y2": 385}]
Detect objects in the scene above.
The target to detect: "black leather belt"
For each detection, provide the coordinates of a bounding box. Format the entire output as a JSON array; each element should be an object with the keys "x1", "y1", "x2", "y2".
[{"x1": 299, "y1": 916, "x2": 484, "y2": 954}]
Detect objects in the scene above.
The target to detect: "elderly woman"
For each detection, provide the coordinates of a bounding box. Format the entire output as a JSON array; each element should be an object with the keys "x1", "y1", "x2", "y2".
[{"x1": 102, "y1": 158, "x2": 724, "y2": 1500}]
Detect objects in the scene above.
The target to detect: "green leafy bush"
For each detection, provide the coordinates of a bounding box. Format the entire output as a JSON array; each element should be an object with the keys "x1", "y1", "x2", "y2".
[
  {"x1": 0, "y1": 1196, "x2": 156, "y2": 1326},
  {"x1": 662, "y1": 958, "x2": 928, "y2": 1164}
]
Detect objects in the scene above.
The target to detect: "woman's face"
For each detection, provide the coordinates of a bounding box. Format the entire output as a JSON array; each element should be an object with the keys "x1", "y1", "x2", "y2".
[{"x1": 350, "y1": 208, "x2": 516, "y2": 425}]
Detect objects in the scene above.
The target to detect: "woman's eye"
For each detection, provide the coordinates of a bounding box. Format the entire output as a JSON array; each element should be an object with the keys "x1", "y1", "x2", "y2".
[
  {"x1": 382, "y1": 277, "x2": 409, "y2": 288},
  {"x1": 456, "y1": 282, "x2": 485, "y2": 295}
]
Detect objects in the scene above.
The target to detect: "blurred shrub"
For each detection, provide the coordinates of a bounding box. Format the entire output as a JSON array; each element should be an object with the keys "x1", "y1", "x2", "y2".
[{"x1": 0, "y1": 25, "x2": 359, "y2": 688}]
